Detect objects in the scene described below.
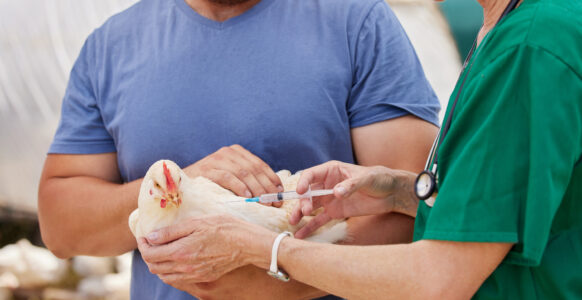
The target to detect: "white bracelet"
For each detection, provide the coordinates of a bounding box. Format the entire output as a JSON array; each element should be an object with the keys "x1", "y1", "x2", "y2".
[{"x1": 267, "y1": 231, "x2": 293, "y2": 282}]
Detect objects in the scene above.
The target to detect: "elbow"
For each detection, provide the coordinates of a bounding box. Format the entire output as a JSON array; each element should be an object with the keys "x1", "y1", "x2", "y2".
[
  {"x1": 44, "y1": 242, "x2": 75, "y2": 260},
  {"x1": 38, "y1": 189, "x2": 75, "y2": 259},
  {"x1": 40, "y1": 231, "x2": 75, "y2": 259},
  {"x1": 414, "y1": 270, "x2": 477, "y2": 300},
  {"x1": 38, "y1": 219, "x2": 76, "y2": 259},
  {"x1": 421, "y1": 283, "x2": 454, "y2": 299},
  {"x1": 410, "y1": 241, "x2": 485, "y2": 299},
  {"x1": 422, "y1": 284, "x2": 475, "y2": 300}
]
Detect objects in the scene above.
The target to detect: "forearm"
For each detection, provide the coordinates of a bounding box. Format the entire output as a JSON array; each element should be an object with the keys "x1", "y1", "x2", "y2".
[
  {"x1": 38, "y1": 176, "x2": 140, "y2": 257},
  {"x1": 286, "y1": 212, "x2": 418, "y2": 297},
  {"x1": 200, "y1": 214, "x2": 415, "y2": 299},
  {"x1": 202, "y1": 215, "x2": 416, "y2": 299},
  {"x1": 242, "y1": 235, "x2": 511, "y2": 299},
  {"x1": 344, "y1": 212, "x2": 415, "y2": 245},
  {"x1": 226, "y1": 213, "x2": 416, "y2": 298},
  {"x1": 248, "y1": 239, "x2": 431, "y2": 299}
]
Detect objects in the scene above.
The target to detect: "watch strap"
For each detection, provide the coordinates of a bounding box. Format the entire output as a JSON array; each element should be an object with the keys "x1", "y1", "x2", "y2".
[{"x1": 267, "y1": 231, "x2": 293, "y2": 282}]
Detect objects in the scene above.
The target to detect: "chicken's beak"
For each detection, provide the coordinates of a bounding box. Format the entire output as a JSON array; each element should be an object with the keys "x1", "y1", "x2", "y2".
[
  {"x1": 163, "y1": 162, "x2": 181, "y2": 208},
  {"x1": 171, "y1": 194, "x2": 182, "y2": 207},
  {"x1": 161, "y1": 194, "x2": 182, "y2": 208}
]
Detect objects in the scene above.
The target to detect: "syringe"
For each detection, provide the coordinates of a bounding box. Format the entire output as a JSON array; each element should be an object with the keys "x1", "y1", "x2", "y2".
[{"x1": 244, "y1": 186, "x2": 333, "y2": 204}]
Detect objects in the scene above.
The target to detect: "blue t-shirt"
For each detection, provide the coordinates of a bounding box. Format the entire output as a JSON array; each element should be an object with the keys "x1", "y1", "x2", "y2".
[{"x1": 49, "y1": 0, "x2": 439, "y2": 298}]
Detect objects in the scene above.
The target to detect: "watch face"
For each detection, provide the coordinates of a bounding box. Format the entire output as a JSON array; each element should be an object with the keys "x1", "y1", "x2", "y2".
[{"x1": 415, "y1": 171, "x2": 435, "y2": 200}]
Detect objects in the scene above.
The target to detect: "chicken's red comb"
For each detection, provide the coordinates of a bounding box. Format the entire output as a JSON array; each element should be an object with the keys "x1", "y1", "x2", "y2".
[{"x1": 163, "y1": 162, "x2": 177, "y2": 193}]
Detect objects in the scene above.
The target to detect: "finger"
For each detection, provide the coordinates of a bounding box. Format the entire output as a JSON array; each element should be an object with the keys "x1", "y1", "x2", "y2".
[
  {"x1": 147, "y1": 260, "x2": 192, "y2": 275},
  {"x1": 139, "y1": 240, "x2": 177, "y2": 263},
  {"x1": 217, "y1": 146, "x2": 269, "y2": 197},
  {"x1": 229, "y1": 145, "x2": 282, "y2": 194},
  {"x1": 159, "y1": 272, "x2": 215, "y2": 285},
  {"x1": 289, "y1": 201, "x2": 304, "y2": 225},
  {"x1": 289, "y1": 197, "x2": 319, "y2": 225},
  {"x1": 253, "y1": 171, "x2": 281, "y2": 194},
  {"x1": 300, "y1": 197, "x2": 314, "y2": 217},
  {"x1": 260, "y1": 200, "x2": 282, "y2": 207},
  {"x1": 296, "y1": 161, "x2": 343, "y2": 194},
  {"x1": 147, "y1": 261, "x2": 177, "y2": 275},
  {"x1": 334, "y1": 175, "x2": 372, "y2": 199},
  {"x1": 294, "y1": 213, "x2": 332, "y2": 239},
  {"x1": 147, "y1": 220, "x2": 195, "y2": 245},
  {"x1": 158, "y1": 273, "x2": 185, "y2": 286},
  {"x1": 231, "y1": 145, "x2": 283, "y2": 189},
  {"x1": 137, "y1": 237, "x2": 152, "y2": 253},
  {"x1": 227, "y1": 163, "x2": 266, "y2": 197},
  {"x1": 207, "y1": 169, "x2": 251, "y2": 197}
]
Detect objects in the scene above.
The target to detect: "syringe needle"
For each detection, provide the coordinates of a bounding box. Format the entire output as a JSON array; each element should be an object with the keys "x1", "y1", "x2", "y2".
[{"x1": 224, "y1": 197, "x2": 260, "y2": 204}]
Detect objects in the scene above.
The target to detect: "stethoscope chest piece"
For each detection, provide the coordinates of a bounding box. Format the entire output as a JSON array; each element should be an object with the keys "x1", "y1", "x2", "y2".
[{"x1": 415, "y1": 170, "x2": 437, "y2": 201}]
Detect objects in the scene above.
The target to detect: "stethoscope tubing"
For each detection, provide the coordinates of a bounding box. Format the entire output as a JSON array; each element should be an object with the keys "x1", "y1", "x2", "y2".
[{"x1": 415, "y1": 0, "x2": 521, "y2": 201}]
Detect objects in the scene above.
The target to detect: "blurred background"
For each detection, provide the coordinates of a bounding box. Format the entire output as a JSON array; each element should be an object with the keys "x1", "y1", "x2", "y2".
[{"x1": 0, "y1": 0, "x2": 481, "y2": 299}]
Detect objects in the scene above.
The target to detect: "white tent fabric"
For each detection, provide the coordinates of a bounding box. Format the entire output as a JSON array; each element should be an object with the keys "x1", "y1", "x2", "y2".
[
  {"x1": 0, "y1": 0, "x2": 137, "y2": 211},
  {"x1": 0, "y1": 0, "x2": 459, "y2": 212}
]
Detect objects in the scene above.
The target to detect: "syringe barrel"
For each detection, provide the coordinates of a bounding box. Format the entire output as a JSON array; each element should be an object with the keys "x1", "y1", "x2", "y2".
[
  {"x1": 258, "y1": 191, "x2": 301, "y2": 203},
  {"x1": 258, "y1": 193, "x2": 281, "y2": 203}
]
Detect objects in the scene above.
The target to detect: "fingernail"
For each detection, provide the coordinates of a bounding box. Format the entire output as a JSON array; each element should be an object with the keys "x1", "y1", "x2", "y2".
[
  {"x1": 245, "y1": 190, "x2": 252, "y2": 198},
  {"x1": 147, "y1": 232, "x2": 159, "y2": 242},
  {"x1": 277, "y1": 185, "x2": 284, "y2": 192},
  {"x1": 336, "y1": 186, "x2": 347, "y2": 196}
]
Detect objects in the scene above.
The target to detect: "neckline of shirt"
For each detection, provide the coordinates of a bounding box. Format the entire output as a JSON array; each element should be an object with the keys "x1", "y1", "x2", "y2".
[{"x1": 173, "y1": 0, "x2": 276, "y2": 30}]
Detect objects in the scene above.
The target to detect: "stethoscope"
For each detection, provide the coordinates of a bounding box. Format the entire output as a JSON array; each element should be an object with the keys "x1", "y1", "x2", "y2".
[{"x1": 415, "y1": 0, "x2": 521, "y2": 202}]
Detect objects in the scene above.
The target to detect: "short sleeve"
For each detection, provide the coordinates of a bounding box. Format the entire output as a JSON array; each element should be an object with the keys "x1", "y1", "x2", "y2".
[
  {"x1": 347, "y1": 1, "x2": 440, "y2": 128},
  {"x1": 49, "y1": 34, "x2": 116, "y2": 154},
  {"x1": 420, "y1": 45, "x2": 582, "y2": 266}
]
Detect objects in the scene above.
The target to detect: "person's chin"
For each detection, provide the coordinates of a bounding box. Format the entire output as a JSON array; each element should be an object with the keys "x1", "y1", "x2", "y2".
[{"x1": 207, "y1": 0, "x2": 254, "y2": 6}]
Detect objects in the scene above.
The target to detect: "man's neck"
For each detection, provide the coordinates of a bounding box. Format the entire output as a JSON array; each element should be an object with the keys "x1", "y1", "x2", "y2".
[
  {"x1": 476, "y1": 0, "x2": 522, "y2": 45},
  {"x1": 184, "y1": 0, "x2": 262, "y2": 22}
]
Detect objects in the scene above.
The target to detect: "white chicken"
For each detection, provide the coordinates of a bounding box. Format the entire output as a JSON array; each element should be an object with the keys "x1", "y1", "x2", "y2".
[
  {"x1": 0, "y1": 239, "x2": 67, "y2": 288},
  {"x1": 129, "y1": 160, "x2": 347, "y2": 243}
]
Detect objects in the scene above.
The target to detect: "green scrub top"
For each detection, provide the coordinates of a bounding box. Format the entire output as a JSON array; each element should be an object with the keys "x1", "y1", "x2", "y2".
[{"x1": 413, "y1": 0, "x2": 582, "y2": 298}]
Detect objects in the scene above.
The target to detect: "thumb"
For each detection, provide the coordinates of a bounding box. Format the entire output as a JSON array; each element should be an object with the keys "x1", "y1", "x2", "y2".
[{"x1": 146, "y1": 222, "x2": 193, "y2": 245}]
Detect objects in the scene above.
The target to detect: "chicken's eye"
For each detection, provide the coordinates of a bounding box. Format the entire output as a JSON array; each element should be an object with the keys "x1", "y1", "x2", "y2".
[{"x1": 154, "y1": 182, "x2": 161, "y2": 189}]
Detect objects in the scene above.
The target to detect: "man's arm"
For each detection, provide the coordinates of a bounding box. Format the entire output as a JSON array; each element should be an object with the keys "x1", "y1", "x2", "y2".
[
  {"x1": 38, "y1": 145, "x2": 284, "y2": 258},
  {"x1": 38, "y1": 153, "x2": 139, "y2": 258},
  {"x1": 347, "y1": 115, "x2": 438, "y2": 244}
]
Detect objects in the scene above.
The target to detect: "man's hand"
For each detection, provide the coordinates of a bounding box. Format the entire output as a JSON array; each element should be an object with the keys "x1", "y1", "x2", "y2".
[
  {"x1": 289, "y1": 160, "x2": 418, "y2": 239},
  {"x1": 184, "y1": 144, "x2": 283, "y2": 206}
]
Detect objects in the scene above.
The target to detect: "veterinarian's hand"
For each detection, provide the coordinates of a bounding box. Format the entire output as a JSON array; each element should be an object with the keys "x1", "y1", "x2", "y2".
[
  {"x1": 183, "y1": 144, "x2": 283, "y2": 207},
  {"x1": 138, "y1": 215, "x2": 277, "y2": 285},
  {"x1": 289, "y1": 161, "x2": 418, "y2": 239}
]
